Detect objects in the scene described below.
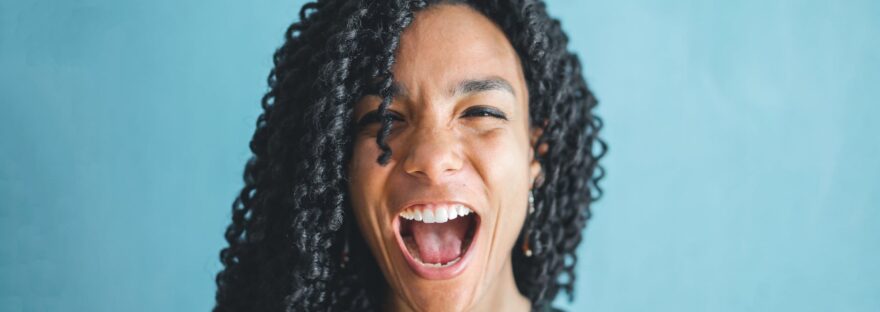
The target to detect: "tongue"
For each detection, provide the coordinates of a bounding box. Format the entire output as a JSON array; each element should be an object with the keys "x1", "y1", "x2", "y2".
[{"x1": 410, "y1": 216, "x2": 470, "y2": 264}]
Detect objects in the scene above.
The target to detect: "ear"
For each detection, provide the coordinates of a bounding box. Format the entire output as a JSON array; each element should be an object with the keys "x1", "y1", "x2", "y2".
[{"x1": 528, "y1": 121, "x2": 548, "y2": 189}]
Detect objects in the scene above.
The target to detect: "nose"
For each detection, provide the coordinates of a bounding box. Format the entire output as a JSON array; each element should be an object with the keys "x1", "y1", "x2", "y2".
[{"x1": 402, "y1": 125, "x2": 464, "y2": 182}]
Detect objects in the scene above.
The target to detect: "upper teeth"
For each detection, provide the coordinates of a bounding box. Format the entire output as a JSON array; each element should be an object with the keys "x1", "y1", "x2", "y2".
[{"x1": 400, "y1": 204, "x2": 472, "y2": 223}]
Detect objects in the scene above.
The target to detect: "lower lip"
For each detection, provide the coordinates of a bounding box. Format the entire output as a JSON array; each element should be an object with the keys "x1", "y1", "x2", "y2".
[{"x1": 393, "y1": 216, "x2": 481, "y2": 280}]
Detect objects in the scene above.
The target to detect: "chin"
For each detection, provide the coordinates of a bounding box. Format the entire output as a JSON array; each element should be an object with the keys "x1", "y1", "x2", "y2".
[{"x1": 403, "y1": 285, "x2": 477, "y2": 312}]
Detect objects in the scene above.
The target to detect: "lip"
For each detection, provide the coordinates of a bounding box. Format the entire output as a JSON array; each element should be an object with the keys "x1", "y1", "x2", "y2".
[{"x1": 392, "y1": 201, "x2": 481, "y2": 280}]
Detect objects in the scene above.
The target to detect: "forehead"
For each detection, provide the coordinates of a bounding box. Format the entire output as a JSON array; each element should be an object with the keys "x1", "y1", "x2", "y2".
[{"x1": 393, "y1": 4, "x2": 525, "y2": 99}]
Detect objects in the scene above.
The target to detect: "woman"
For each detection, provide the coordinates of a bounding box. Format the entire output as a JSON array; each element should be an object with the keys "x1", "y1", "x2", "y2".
[{"x1": 214, "y1": 1, "x2": 605, "y2": 311}]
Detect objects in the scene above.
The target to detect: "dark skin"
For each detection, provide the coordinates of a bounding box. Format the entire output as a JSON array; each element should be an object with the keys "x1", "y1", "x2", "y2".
[{"x1": 348, "y1": 5, "x2": 546, "y2": 312}]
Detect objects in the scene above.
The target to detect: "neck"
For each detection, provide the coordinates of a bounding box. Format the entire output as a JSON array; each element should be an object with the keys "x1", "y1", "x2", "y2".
[
  {"x1": 472, "y1": 258, "x2": 531, "y2": 312},
  {"x1": 386, "y1": 258, "x2": 531, "y2": 312}
]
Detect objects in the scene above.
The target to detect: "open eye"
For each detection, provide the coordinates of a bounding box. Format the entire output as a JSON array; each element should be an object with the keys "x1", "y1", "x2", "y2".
[{"x1": 461, "y1": 105, "x2": 508, "y2": 120}]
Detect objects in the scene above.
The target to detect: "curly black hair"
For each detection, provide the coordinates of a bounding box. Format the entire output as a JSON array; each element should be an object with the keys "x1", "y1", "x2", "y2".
[{"x1": 214, "y1": 0, "x2": 606, "y2": 311}]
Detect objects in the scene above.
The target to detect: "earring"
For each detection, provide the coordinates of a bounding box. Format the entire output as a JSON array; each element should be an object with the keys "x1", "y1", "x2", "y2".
[{"x1": 523, "y1": 191, "x2": 535, "y2": 257}]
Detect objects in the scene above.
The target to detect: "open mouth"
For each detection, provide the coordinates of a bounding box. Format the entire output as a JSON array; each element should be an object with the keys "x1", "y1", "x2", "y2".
[{"x1": 394, "y1": 203, "x2": 480, "y2": 278}]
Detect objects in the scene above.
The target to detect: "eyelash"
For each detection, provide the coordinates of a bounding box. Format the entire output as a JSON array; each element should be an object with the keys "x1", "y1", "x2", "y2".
[
  {"x1": 357, "y1": 106, "x2": 507, "y2": 126},
  {"x1": 462, "y1": 106, "x2": 508, "y2": 120}
]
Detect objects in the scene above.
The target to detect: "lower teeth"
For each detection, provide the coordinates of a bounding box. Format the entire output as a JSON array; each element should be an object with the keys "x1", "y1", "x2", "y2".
[{"x1": 419, "y1": 256, "x2": 461, "y2": 268}]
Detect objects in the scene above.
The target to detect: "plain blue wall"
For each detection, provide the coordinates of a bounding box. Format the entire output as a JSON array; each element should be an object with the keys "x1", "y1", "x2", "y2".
[{"x1": 1, "y1": 0, "x2": 878, "y2": 311}]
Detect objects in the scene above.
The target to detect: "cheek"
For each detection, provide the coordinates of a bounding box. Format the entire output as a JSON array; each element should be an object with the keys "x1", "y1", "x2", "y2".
[
  {"x1": 468, "y1": 128, "x2": 532, "y2": 195},
  {"x1": 348, "y1": 139, "x2": 390, "y2": 242},
  {"x1": 467, "y1": 129, "x2": 531, "y2": 238}
]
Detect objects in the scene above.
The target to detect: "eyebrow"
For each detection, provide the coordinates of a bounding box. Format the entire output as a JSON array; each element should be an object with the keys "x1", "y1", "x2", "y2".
[
  {"x1": 366, "y1": 77, "x2": 516, "y2": 99},
  {"x1": 390, "y1": 82, "x2": 407, "y2": 98},
  {"x1": 452, "y1": 77, "x2": 515, "y2": 98}
]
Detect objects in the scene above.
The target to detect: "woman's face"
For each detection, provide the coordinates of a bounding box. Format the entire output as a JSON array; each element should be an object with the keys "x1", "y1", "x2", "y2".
[{"x1": 348, "y1": 5, "x2": 541, "y2": 311}]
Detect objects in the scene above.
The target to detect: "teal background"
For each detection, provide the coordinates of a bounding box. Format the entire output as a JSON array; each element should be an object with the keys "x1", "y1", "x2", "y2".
[{"x1": 1, "y1": 0, "x2": 878, "y2": 311}]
